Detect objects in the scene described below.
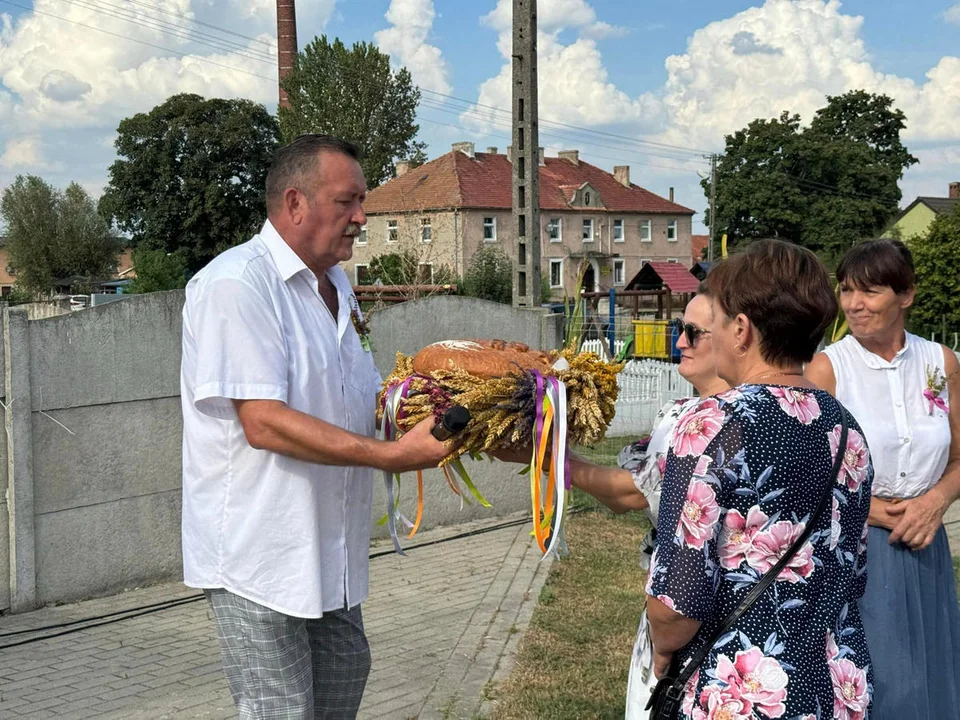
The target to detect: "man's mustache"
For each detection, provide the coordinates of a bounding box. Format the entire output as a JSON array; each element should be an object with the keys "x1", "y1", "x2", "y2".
[{"x1": 344, "y1": 223, "x2": 363, "y2": 237}]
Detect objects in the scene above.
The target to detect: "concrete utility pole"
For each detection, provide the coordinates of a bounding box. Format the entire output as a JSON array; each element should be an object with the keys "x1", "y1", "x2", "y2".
[
  {"x1": 511, "y1": 0, "x2": 541, "y2": 308},
  {"x1": 707, "y1": 153, "x2": 718, "y2": 264},
  {"x1": 277, "y1": 0, "x2": 298, "y2": 109}
]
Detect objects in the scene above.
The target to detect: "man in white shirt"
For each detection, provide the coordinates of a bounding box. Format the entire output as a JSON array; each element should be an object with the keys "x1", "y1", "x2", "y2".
[{"x1": 181, "y1": 134, "x2": 452, "y2": 719}]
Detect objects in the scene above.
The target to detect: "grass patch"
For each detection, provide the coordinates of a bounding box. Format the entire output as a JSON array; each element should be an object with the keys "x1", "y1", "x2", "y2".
[
  {"x1": 954, "y1": 556, "x2": 960, "y2": 599},
  {"x1": 489, "y1": 507, "x2": 650, "y2": 719}
]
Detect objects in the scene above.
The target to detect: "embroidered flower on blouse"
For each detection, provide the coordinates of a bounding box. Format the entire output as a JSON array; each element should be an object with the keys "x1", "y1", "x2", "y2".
[
  {"x1": 349, "y1": 297, "x2": 372, "y2": 352},
  {"x1": 923, "y1": 364, "x2": 951, "y2": 415}
]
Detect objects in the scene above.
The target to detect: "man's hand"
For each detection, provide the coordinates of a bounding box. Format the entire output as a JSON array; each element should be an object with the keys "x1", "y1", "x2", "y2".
[
  {"x1": 888, "y1": 487, "x2": 948, "y2": 550},
  {"x1": 381, "y1": 417, "x2": 459, "y2": 474}
]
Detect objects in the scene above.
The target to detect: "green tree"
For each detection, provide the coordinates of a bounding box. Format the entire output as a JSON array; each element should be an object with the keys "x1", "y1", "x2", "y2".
[
  {"x1": 99, "y1": 93, "x2": 279, "y2": 272},
  {"x1": 703, "y1": 91, "x2": 917, "y2": 264},
  {"x1": 462, "y1": 246, "x2": 513, "y2": 304},
  {"x1": 279, "y1": 36, "x2": 427, "y2": 188},
  {"x1": 125, "y1": 249, "x2": 188, "y2": 293},
  {"x1": 1, "y1": 175, "x2": 120, "y2": 297},
  {"x1": 908, "y1": 205, "x2": 960, "y2": 335}
]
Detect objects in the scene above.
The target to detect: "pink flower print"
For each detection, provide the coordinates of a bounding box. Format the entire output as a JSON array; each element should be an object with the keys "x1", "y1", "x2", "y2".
[
  {"x1": 677, "y1": 479, "x2": 721, "y2": 549},
  {"x1": 657, "y1": 453, "x2": 667, "y2": 476},
  {"x1": 826, "y1": 630, "x2": 840, "y2": 662},
  {"x1": 828, "y1": 425, "x2": 870, "y2": 492},
  {"x1": 858, "y1": 522, "x2": 869, "y2": 555},
  {"x1": 830, "y1": 496, "x2": 842, "y2": 551},
  {"x1": 829, "y1": 658, "x2": 870, "y2": 720},
  {"x1": 672, "y1": 399, "x2": 726, "y2": 457},
  {"x1": 655, "y1": 594, "x2": 676, "y2": 612},
  {"x1": 716, "y1": 647, "x2": 789, "y2": 718},
  {"x1": 719, "y1": 505, "x2": 770, "y2": 570},
  {"x1": 768, "y1": 387, "x2": 822, "y2": 425},
  {"x1": 697, "y1": 683, "x2": 754, "y2": 720},
  {"x1": 693, "y1": 454, "x2": 713, "y2": 477},
  {"x1": 746, "y1": 521, "x2": 815, "y2": 583},
  {"x1": 682, "y1": 668, "x2": 700, "y2": 718}
]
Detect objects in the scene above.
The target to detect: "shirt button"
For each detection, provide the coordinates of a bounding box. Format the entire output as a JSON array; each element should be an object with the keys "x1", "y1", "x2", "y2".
[
  {"x1": 902, "y1": 438, "x2": 910, "y2": 444},
  {"x1": 895, "y1": 401, "x2": 903, "y2": 407},
  {"x1": 900, "y1": 472, "x2": 906, "y2": 478}
]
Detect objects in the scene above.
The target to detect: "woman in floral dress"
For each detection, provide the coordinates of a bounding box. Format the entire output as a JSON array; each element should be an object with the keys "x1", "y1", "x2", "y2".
[{"x1": 647, "y1": 240, "x2": 874, "y2": 719}]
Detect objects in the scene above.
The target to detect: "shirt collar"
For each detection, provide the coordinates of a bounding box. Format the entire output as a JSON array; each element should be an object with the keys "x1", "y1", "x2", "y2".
[
  {"x1": 851, "y1": 331, "x2": 913, "y2": 369},
  {"x1": 259, "y1": 219, "x2": 310, "y2": 282}
]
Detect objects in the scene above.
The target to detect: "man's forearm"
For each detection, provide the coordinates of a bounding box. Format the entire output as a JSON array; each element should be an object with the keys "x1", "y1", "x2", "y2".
[
  {"x1": 647, "y1": 597, "x2": 701, "y2": 654},
  {"x1": 234, "y1": 399, "x2": 400, "y2": 471}
]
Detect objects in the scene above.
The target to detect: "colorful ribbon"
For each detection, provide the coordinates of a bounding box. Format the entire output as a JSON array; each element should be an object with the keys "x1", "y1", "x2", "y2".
[
  {"x1": 923, "y1": 388, "x2": 950, "y2": 415},
  {"x1": 528, "y1": 371, "x2": 569, "y2": 559}
]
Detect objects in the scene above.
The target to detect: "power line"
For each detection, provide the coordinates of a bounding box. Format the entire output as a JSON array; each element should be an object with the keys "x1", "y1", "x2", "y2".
[
  {"x1": 63, "y1": 0, "x2": 275, "y2": 64},
  {"x1": 0, "y1": 0, "x2": 277, "y2": 84},
  {"x1": 114, "y1": 0, "x2": 275, "y2": 49}
]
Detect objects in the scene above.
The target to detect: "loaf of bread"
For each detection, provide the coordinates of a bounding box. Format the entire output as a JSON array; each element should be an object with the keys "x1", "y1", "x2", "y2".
[{"x1": 412, "y1": 339, "x2": 553, "y2": 380}]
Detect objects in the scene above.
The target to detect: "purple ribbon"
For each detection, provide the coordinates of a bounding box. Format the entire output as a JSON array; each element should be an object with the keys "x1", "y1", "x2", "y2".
[
  {"x1": 547, "y1": 375, "x2": 572, "y2": 490},
  {"x1": 531, "y1": 369, "x2": 546, "y2": 446}
]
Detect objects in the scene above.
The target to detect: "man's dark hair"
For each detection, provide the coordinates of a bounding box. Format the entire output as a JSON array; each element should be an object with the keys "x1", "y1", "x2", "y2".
[
  {"x1": 703, "y1": 239, "x2": 838, "y2": 365},
  {"x1": 836, "y1": 239, "x2": 915, "y2": 295},
  {"x1": 265, "y1": 135, "x2": 362, "y2": 214}
]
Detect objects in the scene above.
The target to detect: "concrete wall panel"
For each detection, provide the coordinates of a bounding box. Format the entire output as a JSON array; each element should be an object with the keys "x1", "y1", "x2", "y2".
[{"x1": 32, "y1": 398, "x2": 182, "y2": 515}]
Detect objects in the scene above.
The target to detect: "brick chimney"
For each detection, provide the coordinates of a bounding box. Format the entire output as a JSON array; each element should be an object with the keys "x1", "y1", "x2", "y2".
[
  {"x1": 950, "y1": 181, "x2": 959, "y2": 199},
  {"x1": 395, "y1": 161, "x2": 411, "y2": 177},
  {"x1": 506, "y1": 145, "x2": 513, "y2": 163},
  {"x1": 452, "y1": 141, "x2": 475, "y2": 158},
  {"x1": 558, "y1": 150, "x2": 579, "y2": 166},
  {"x1": 487, "y1": 146, "x2": 498, "y2": 154},
  {"x1": 669, "y1": 187, "x2": 675, "y2": 202},
  {"x1": 276, "y1": 0, "x2": 298, "y2": 109},
  {"x1": 614, "y1": 165, "x2": 630, "y2": 187},
  {"x1": 539, "y1": 147, "x2": 546, "y2": 166}
]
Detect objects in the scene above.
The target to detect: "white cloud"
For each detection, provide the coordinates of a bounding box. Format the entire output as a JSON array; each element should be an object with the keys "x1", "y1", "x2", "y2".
[
  {"x1": 650, "y1": 0, "x2": 960, "y2": 150},
  {"x1": 464, "y1": 0, "x2": 655, "y2": 133},
  {"x1": 945, "y1": 4, "x2": 960, "y2": 24},
  {"x1": 0, "y1": 135, "x2": 52, "y2": 170},
  {"x1": 374, "y1": 0, "x2": 452, "y2": 94}
]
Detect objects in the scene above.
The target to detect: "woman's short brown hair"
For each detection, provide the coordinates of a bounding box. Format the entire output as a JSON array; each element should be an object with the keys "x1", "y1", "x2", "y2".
[
  {"x1": 703, "y1": 239, "x2": 838, "y2": 365},
  {"x1": 836, "y1": 239, "x2": 915, "y2": 294}
]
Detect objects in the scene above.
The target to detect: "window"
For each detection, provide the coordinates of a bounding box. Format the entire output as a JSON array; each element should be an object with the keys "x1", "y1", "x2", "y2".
[
  {"x1": 421, "y1": 217, "x2": 431, "y2": 242},
  {"x1": 386, "y1": 220, "x2": 398, "y2": 244},
  {"x1": 667, "y1": 258, "x2": 679, "y2": 263},
  {"x1": 549, "y1": 259, "x2": 564, "y2": 288},
  {"x1": 357, "y1": 225, "x2": 367, "y2": 245},
  {"x1": 640, "y1": 258, "x2": 651, "y2": 267},
  {"x1": 354, "y1": 264, "x2": 371, "y2": 285},
  {"x1": 483, "y1": 217, "x2": 497, "y2": 242},
  {"x1": 613, "y1": 219, "x2": 624, "y2": 242},
  {"x1": 417, "y1": 263, "x2": 434, "y2": 283},
  {"x1": 547, "y1": 217, "x2": 561, "y2": 242},
  {"x1": 584, "y1": 191, "x2": 591, "y2": 206},
  {"x1": 613, "y1": 259, "x2": 625, "y2": 286},
  {"x1": 582, "y1": 218, "x2": 594, "y2": 242},
  {"x1": 667, "y1": 219, "x2": 677, "y2": 241},
  {"x1": 640, "y1": 220, "x2": 652, "y2": 242}
]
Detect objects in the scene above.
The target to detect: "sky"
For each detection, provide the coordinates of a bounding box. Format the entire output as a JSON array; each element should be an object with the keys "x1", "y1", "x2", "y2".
[{"x1": 0, "y1": 0, "x2": 959, "y2": 233}]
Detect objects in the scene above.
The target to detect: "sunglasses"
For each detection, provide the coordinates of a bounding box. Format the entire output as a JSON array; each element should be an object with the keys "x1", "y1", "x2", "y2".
[{"x1": 672, "y1": 318, "x2": 710, "y2": 346}]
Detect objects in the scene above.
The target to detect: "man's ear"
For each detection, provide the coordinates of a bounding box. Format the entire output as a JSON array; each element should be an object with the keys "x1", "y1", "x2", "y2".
[{"x1": 284, "y1": 187, "x2": 306, "y2": 225}]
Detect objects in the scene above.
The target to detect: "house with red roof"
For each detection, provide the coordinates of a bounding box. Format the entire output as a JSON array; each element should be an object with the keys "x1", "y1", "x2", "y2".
[{"x1": 351, "y1": 142, "x2": 696, "y2": 299}]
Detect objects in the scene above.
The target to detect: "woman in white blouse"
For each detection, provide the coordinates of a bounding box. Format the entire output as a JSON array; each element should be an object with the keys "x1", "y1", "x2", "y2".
[{"x1": 806, "y1": 239, "x2": 960, "y2": 718}]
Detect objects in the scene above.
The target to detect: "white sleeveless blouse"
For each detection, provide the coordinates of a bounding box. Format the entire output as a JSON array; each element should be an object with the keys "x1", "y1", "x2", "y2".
[{"x1": 823, "y1": 333, "x2": 951, "y2": 499}]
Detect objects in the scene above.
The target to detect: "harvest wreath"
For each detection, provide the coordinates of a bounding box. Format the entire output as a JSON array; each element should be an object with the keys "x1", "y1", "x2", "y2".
[{"x1": 376, "y1": 339, "x2": 623, "y2": 557}]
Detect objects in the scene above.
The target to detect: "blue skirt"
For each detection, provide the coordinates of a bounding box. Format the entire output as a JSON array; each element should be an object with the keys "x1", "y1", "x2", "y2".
[{"x1": 859, "y1": 525, "x2": 960, "y2": 719}]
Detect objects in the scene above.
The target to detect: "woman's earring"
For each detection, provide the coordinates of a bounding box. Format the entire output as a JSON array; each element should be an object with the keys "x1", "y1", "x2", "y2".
[{"x1": 735, "y1": 343, "x2": 748, "y2": 359}]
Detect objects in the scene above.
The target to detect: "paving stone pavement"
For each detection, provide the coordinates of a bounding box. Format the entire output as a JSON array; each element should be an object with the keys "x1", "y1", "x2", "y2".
[{"x1": 0, "y1": 514, "x2": 551, "y2": 720}]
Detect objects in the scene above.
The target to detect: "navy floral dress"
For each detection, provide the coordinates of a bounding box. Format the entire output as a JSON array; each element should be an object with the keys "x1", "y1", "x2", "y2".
[{"x1": 647, "y1": 385, "x2": 874, "y2": 720}]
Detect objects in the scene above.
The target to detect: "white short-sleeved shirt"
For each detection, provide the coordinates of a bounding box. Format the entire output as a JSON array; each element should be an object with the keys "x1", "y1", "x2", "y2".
[
  {"x1": 824, "y1": 333, "x2": 951, "y2": 499},
  {"x1": 180, "y1": 220, "x2": 382, "y2": 618}
]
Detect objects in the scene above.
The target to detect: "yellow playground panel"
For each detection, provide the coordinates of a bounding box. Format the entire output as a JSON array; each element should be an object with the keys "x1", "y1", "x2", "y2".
[{"x1": 632, "y1": 319, "x2": 673, "y2": 360}]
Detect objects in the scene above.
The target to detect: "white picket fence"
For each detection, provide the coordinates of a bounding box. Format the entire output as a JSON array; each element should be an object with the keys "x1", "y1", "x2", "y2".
[
  {"x1": 608, "y1": 358, "x2": 694, "y2": 438},
  {"x1": 580, "y1": 337, "x2": 626, "y2": 359}
]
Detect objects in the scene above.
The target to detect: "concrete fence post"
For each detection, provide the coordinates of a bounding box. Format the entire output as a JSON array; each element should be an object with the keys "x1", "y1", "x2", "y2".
[{"x1": 4, "y1": 306, "x2": 37, "y2": 612}]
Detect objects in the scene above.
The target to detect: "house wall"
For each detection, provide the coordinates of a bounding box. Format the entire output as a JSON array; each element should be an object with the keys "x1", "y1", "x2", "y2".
[
  {"x1": 1, "y1": 292, "x2": 562, "y2": 611},
  {"x1": 892, "y1": 204, "x2": 938, "y2": 242},
  {"x1": 347, "y1": 212, "x2": 461, "y2": 284}
]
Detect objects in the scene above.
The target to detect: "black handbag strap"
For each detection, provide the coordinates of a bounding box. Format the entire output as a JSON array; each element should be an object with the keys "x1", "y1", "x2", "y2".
[{"x1": 660, "y1": 407, "x2": 849, "y2": 704}]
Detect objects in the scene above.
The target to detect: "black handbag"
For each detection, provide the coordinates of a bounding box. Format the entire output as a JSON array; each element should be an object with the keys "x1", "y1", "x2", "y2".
[{"x1": 646, "y1": 410, "x2": 849, "y2": 720}]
